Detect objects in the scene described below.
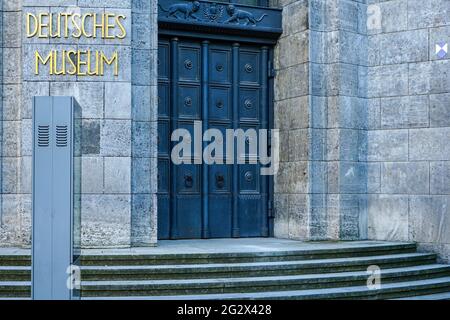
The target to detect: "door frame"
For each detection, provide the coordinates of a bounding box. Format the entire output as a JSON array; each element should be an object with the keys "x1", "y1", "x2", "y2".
[{"x1": 157, "y1": 0, "x2": 281, "y2": 239}]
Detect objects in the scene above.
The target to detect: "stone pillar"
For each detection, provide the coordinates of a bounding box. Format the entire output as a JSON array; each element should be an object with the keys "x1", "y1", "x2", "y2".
[
  {"x1": 274, "y1": 0, "x2": 310, "y2": 239},
  {"x1": 274, "y1": 0, "x2": 369, "y2": 240},
  {"x1": 130, "y1": 0, "x2": 158, "y2": 246},
  {"x1": 0, "y1": 0, "x2": 24, "y2": 247}
]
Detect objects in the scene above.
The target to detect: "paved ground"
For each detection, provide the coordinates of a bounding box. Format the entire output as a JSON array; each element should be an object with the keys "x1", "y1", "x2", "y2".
[{"x1": 0, "y1": 238, "x2": 412, "y2": 256}]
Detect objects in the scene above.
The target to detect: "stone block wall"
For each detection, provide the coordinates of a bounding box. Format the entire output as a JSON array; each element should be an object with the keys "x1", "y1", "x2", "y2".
[
  {"x1": 273, "y1": 0, "x2": 310, "y2": 239},
  {"x1": 366, "y1": 0, "x2": 450, "y2": 262},
  {"x1": 274, "y1": 0, "x2": 369, "y2": 241},
  {"x1": 0, "y1": 0, "x2": 158, "y2": 248}
]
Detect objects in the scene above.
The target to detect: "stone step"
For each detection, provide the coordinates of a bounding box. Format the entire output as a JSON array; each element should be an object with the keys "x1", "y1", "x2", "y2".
[
  {"x1": 0, "y1": 281, "x2": 30, "y2": 298},
  {"x1": 79, "y1": 243, "x2": 418, "y2": 266},
  {"x1": 0, "y1": 243, "x2": 417, "y2": 267},
  {"x1": 80, "y1": 253, "x2": 436, "y2": 280},
  {"x1": 393, "y1": 292, "x2": 450, "y2": 300},
  {"x1": 80, "y1": 264, "x2": 450, "y2": 297},
  {"x1": 84, "y1": 277, "x2": 450, "y2": 300},
  {"x1": 0, "y1": 252, "x2": 436, "y2": 281},
  {"x1": 0, "y1": 266, "x2": 30, "y2": 281}
]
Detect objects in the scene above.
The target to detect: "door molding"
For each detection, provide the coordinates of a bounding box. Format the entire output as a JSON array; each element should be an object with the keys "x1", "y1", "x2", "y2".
[{"x1": 158, "y1": 0, "x2": 282, "y2": 43}]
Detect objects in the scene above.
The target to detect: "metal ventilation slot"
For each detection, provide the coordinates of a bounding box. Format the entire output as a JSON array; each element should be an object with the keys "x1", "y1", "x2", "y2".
[
  {"x1": 56, "y1": 125, "x2": 68, "y2": 147},
  {"x1": 38, "y1": 125, "x2": 50, "y2": 147}
]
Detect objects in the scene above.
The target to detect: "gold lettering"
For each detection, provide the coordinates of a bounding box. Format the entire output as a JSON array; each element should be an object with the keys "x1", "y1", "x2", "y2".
[
  {"x1": 92, "y1": 13, "x2": 105, "y2": 38},
  {"x1": 60, "y1": 13, "x2": 71, "y2": 38},
  {"x1": 71, "y1": 13, "x2": 82, "y2": 38},
  {"x1": 77, "y1": 50, "x2": 88, "y2": 76},
  {"x1": 104, "y1": 13, "x2": 116, "y2": 39},
  {"x1": 38, "y1": 13, "x2": 49, "y2": 38},
  {"x1": 66, "y1": 50, "x2": 78, "y2": 75},
  {"x1": 100, "y1": 51, "x2": 118, "y2": 76},
  {"x1": 49, "y1": 13, "x2": 61, "y2": 38},
  {"x1": 116, "y1": 15, "x2": 127, "y2": 39},
  {"x1": 87, "y1": 50, "x2": 100, "y2": 76},
  {"x1": 26, "y1": 13, "x2": 38, "y2": 37},
  {"x1": 53, "y1": 50, "x2": 66, "y2": 75},
  {"x1": 81, "y1": 13, "x2": 93, "y2": 38},
  {"x1": 35, "y1": 50, "x2": 52, "y2": 75}
]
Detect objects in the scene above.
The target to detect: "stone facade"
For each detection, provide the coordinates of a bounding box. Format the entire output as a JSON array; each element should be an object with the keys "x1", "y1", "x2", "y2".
[
  {"x1": 273, "y1": 0, "x2": 450, "y2": 262},
  {"x1": 274, "y1": 0, "x2": 369, "y2": 241},
  {"x1": 0, "y1": 0, "x2": 158, "y2": 248},
  {"x1": 0, "y1": 0, "x2": 449, "y2": 262},
  {"x1": 366, "y1": 0, "x2": 450, "y2": 263}
]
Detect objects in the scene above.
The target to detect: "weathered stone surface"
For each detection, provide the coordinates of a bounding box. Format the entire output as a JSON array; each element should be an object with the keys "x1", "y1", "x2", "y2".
[
  {"x1": 105, "y1": 82, "x2": 132, "y2": 119},
  {"x1": 407, "y1": 0, "x2": 450, "y2": 29},
  {"x1": 430, "y1": 93, "x2": 450, "y2": 127},
  {"x1": 288, "y1": 194, "x2": 310, "y2": 239},
  {"x1": 23, "y1": 0, "x2": 77, "y2": 6},
  {"x1": 274, "y1": 194, "x2": 290, "y2": 238},
  {"x1": 3, "y1": 11, "x2": 21, "y2": 48},
  {"x1": 370, "y1": 29, "x2": 428, "y2": 65},
  {"x1": 1, "y1": 158, "x2": 19, "y2": 194},
  {"x1": 275, "y1": 31, "x2": 309, "y2": 69},
  {"x1": 367, "y1": 130, "x2": 408, "y2": 161},
  {"x1": 2, "y1": 84, "x2": 21, "y2": 120},
  {"x1": 20, "y1": 157, "x2": 32, "y2": 194},
  {"x1": 81, "y1": 157, "x2": 104, "y2": 194},
  {"x1": 410, "y1": 196, "x2": 450, "y2": 244},
  {"x1": 376, "y1": 0, "x2": 408, "y2": 34},
  {"x1": 367, "y1": 98, "x2": 380, "y2": 129},
  {"x1": 104, "y1": 157, "x2": 132, "y2": 194},
  {"x1": 368, "y1": 64, "x2": 409, "y2": 98},
  {"x1": 131, "y1": 157, "x2": 156, "y2": 194},
  {"x1": 368, "y1": 195, "x2": 409, "y2": 241},
  {"x1": 430, "y1": 162, "x2": 450, "y2": 194},
  {"x1": 22, "y1": 81, "x2": 50, "y2": 119},
  {"x1": 381, "y1": 162, "x2": 429, "y2": 194},
  {"x1": 101, "y1": 120, "x2": 132, "y2": 156},
  {"x1": 78, "y1": 0, "x2": 131, "y2": 9},
  {"x1": 275, "y1": 63, "x2": 309, "y2": 101},
  {"x1": 131, "y1": 193, "x2": 157, "y2": 246},
  {"x1": 1, "y1": 121, "x2": 20, "y2": 157},
  {"x1": 429, "y1": 26, "x2": 450, "y2": 61},
  {"x1": 274, "y1": 96, "x2": 310, "y2": 131},
  {"x1": 327, "y1": 96, "x2": 368, "y2": 130},
  {"x1": 409, "y1": 128, "x2": 450, "y2": 161},
  {"x1": 367, "y1": 162, "x2": 380, "y2": 194},
  {"x1": 329, "y1": 162, "x2": 368, "y2": 194},
  {"x1": 274, "y1": 161, "x2": 309, "y2": 194},
  {"x1": 82, "y1": 120, "x2": 101, "y2": 155},
  {"x1": 81, "y1": 194, "x2": 132, "y2": 248},
  {"x1": 380, "y1": 95, "x2": 429, "y2": 129},
  {"x1": 50, "y1": 82, "x2": 104, "y2": 119},
  {"x1": 132, "y1": 121, "x2": 156, "y2": 157},
  {"x1": 409, "y1": 60, "x2": 450, "y2": 95}
]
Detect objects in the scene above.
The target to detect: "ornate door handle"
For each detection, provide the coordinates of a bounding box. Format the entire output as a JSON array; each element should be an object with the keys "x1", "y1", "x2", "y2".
[
  {"x1": 216, "y1": 173, "x2": 225, "y2": 189},
  {"x1": 184, "y1": 174, "x2": 193, "y2": 188}
]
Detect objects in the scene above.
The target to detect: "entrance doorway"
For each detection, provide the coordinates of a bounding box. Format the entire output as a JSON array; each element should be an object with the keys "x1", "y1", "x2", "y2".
[{"x1": 157, "y1": 33, "x2": 276, "y2": 241}]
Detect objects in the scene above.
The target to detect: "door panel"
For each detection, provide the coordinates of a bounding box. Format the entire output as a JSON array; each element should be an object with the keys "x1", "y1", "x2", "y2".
[{"x1": 157, "y1": 37, "x2": 271, "y2": 239}]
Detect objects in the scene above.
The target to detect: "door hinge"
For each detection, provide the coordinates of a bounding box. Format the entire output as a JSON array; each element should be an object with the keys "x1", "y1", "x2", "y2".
[
  {"x1": 268, "y1": 61, "x2": 276, "y2": 78},
  {"x1": 268, "y1": 200, "x2": 275, "y2": 218}
]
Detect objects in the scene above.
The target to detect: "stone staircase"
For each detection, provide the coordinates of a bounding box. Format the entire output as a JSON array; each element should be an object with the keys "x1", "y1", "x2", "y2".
[{"x1": 1, "y1": 241, "x2": 450, "y2": 300}]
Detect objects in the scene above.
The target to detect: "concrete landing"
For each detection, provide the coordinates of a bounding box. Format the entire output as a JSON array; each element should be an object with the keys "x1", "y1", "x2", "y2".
[
  {"x1": 81, "y1": 239, "x2": 413, "y2": 256},
  {"x1": 0, "y1": 239, "x2": 414, "y2": 256}
]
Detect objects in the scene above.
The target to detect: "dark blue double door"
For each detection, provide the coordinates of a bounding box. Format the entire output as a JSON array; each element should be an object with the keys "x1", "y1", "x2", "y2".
[{"x1": 158, "y1": 37, "x2": 272, "y2": 239}]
